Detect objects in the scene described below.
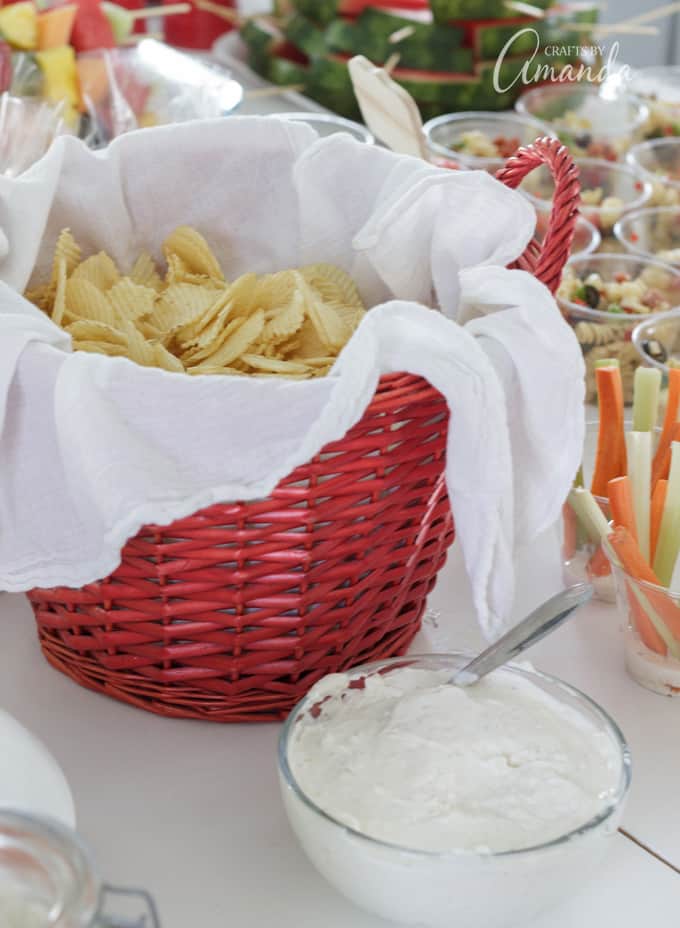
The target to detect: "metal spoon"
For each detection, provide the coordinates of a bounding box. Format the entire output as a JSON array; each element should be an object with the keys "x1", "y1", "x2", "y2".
[{"x1": 451, "y1": 582, "x2": 593, "y2": 687}]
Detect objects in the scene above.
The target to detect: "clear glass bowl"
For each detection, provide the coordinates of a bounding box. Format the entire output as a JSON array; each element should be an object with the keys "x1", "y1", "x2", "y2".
[
  {"x1": 423, "y1": 111, "x2": 553, "y2": 173},
  {"x1": 516, "y1": 84, "x2": 649, "y2": 162},
  {"x1": 563, "y1": 421, "x2": 614, "y2": 601},
  {"x1": 557, "y1": 253, "x2": 680, "y2": 403},
  {"x1": 626, "y1": 138, "x2": 680, "y2": 207},
  {"x1": 626, "y1": 66, "x2": 680, "y2": 141},
  {"x1": 607, "y1": 551, "x2": 680, "y2": 696},
  {"x1": 631, "y1": 307, "x2": 680, "y2": 373},
  {"x1": 272, "y1": 112, "x2": 375, "y2": 144},
  {"x1": 278, "y1": 653, "x2": 631, "y2": 928},
  {"x1": 614, "y1": 206, "x2": 680, "y2": 266},
  {"x1": 522, "y1": 158, "x2": 651, "y2": 236}
]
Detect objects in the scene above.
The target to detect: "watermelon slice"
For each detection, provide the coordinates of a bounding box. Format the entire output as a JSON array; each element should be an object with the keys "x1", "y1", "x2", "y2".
[
  {"x1": 292, "y1": 0, "x2": 430, "y2": 27},
  {"x1": 430, "y1": 0, "x2": 551, "y2": 22},
  {"x1": 71, "y1": 0, "x2": 116, "y2": 52},
  {"x1": 324, "y1": 8, "x2": 472, "y2": 73}
]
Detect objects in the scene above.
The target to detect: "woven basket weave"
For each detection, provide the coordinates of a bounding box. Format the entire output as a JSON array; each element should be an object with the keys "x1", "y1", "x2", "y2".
[{"x1": 28, "y1": 137, "x2": 580, "y2": 722}]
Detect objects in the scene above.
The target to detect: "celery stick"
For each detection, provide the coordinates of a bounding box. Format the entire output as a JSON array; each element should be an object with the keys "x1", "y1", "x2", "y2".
[
  {"x1": 594, "y1": 358, "x2": 620, "y2": 369},
  {"x1": 568, "y1": 487, "x2": 609, "y2": 543},
  {"x1": 632, "y1": 367, "x2": 662, "y2": 432},
  {"x1": 626, "y1": 431, "x2": 652, "y2": 561},
  {"x1": 573, "y1": 465, "x2": 584, "y2": 489},
  {"x1": 653, "y1": 442, "x2": 680, "y2": 584},
  {"x1": 669, "y1": 547, "x2": 680, "y2": 594},
  {"x1": 629, "y1": 582, "x2": 680, "y2": 660}
]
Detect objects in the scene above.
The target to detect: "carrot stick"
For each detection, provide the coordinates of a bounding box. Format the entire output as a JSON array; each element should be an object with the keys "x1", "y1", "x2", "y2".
[
  {"x1": 651, "y1": 479, "x2": 668, "y2": 564},
  {"x1": 652, "y1": 421, "x2": 680, "y2": 485},
  {"x1": 607, "y1": 526, "x2": 680, "y2": 653},
  {"x1": 588, "y1": 545, "x2": 611, "y2": 578},
  {"x1": 591, "y1": 365, "x2": 626, "y2": 497},
  {"x1": 652, "y1": 367, "x2": 680, "y2": 485},
  {"x1": 608, "y1": 476, "x2": 638, "y2": 541}
]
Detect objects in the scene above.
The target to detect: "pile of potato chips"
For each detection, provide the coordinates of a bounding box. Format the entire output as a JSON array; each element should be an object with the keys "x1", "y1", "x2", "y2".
[{"x1": 25, "y1": 226, "x2": 367, "y2": 378}]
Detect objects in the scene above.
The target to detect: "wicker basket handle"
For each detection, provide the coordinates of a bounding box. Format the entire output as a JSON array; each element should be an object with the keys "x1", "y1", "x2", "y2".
[{"x1": 495, "y1": 136, "x2": 580, "y2": 295}]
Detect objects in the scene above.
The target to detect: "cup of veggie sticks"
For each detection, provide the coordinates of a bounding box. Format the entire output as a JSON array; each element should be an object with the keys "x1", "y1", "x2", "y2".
[{"x1": 567, "y1": 361, "x2": 680, "y2": 694}]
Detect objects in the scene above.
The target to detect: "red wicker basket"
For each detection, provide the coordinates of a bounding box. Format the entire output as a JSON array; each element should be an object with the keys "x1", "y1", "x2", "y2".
[{"x1": 27, "y1": 137, "x2": 580, "y2": 722}]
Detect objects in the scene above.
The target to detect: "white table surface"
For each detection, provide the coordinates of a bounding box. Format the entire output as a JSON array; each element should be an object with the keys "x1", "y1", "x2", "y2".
[{"x1": 1, "y1": 523, "x2": 679, "y2": 926}]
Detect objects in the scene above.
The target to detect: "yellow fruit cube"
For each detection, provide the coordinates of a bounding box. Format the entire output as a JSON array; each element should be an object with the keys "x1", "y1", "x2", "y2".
[
  {"x1": 36, "y1": 45, "x2": 80, "y2": 125},
  {"x1": 0, "y1": 1, "x2": 38, "y2": 51}
]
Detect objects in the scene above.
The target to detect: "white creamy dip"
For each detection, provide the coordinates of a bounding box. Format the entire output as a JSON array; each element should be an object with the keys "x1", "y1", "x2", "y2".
[
  {"x1": 0, "y1": 889, "x2": 47, "y2": 928},
  {"x1": 289, "y1": 667, "x2": 621, "y2": 854}
]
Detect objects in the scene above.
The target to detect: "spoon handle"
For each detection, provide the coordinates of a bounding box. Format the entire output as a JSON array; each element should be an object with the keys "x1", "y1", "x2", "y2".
[{"x1": 452, "y1": 582, "x2": 593, "y2": 686}]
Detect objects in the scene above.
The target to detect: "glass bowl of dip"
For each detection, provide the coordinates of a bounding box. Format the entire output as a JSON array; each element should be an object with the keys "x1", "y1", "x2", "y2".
[
  {"x1": 615, "y1": 206, "x2": 680, "y2": 267},
  {"x1": 515, "y1": 84, "x2": 649, "y2": 162},
  {"x1": 278, "y1": 654, "x2": 631, "y2": 928},
  {"x1": 423, "y1": 111, "x2": 553, "y2": 173},
  {"x1": 557, "y1": 253, "x2": 680, "y2": 403}
]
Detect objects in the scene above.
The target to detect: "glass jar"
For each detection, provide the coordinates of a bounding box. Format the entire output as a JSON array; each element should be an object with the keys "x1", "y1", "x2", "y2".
[{"x1": 0, "y1": 810, "x2": 159, "y2": 927}]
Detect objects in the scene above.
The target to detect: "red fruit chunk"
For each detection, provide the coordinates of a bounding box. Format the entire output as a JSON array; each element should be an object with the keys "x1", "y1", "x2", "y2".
[
  {"x1": 71, "y1": 0, "x2": 115, "y2": 52},
  {"x1": 0, "y1": 41, "x2": 11, "y2": 93}
]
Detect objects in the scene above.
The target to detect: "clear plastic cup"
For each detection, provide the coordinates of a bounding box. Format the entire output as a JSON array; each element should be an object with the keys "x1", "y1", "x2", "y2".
[
  {"x1": 557, "y1": 253, "x2": 680, "y2": 404},
  {"x1": 614, "y1": 205, "x2": 680, "y2": 266},
  {"x1": 626, "y1": 137, "x2": 680, "y2": 208},
  {"x1": 533, "y1": 204, "x2": 601, "y2": 258},
  {"x1": 607, "y1": 549, "x2": 680, "y2": 696},
  {"x1": 631, "y1": 306, "x2": 680, "y2": 373},
  {"x1": 627, "y1": 65, "x2": 680, "y2": 141},
  {"x1": 522, "y1": 157, "x2": 651, "y2": 237},
  {"x1": 562, "y1": 420, "x2": 614, "y2": 601},
  {"x1": 272, "y1": 112, "x2": 375, "y2": 144},
  {"x1": 516, "y1": 83, "x2": 649, "y2": 162},
  {"x1": 423, "y1": 110, "x2": 553, "y2": 174}
]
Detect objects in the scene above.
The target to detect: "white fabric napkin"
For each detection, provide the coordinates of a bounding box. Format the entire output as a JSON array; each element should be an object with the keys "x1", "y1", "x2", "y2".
[{"x1": 0, "y1": 117, "x2": 584, "y2": 638}]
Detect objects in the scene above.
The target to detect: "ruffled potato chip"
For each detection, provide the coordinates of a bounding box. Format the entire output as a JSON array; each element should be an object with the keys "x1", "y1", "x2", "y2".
[
  {"x1": 188, "y1": 309, "x2": 265, "y2": 372},
  {"x1": 71, "y1": 252, "x2": 120, "y2": 291},
  {"x1": 25, "y1": 225, "x2": 366, "y2": 380},
  {"x1": 240, "y1": 354, "x2": 310, "y2": 375},
  {"x1": 260, "y1": 288, "x2": 305, "y2": 344},
  {"x1": 130, "y1": 252, "x2": 163, "y2": 291},
  {"x1": 66, "y1": 278, "x2": 120, "y2": 327},
  {"x1": 66, "y1": 320, "x2": 129, "y2": 345},
  {"x1": 301, "y1": 263, "x2": 364, "y2": 310},
  {"x1": 108, "y1": 278, "x2": 157, "y2": 322},
  {"x1": 163, "y1": 226, "x2": 224, "y2": 282},
  {"x1": 51, "y1": 228, "x2": 81, "y2": 285}
]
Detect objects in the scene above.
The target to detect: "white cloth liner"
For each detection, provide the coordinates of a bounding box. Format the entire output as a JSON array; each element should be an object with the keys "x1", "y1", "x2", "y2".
[{"x1": 0, "y1": 117, "x2": 584, "y2": 638}]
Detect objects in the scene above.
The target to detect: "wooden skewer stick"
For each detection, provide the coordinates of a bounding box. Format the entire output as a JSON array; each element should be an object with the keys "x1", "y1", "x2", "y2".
[
  {"x1": 612, "y1": 1, "x2": 680, "y2": 28},
  {"x1": 505, "y1": 0, "x2": 659, "y2": 34},
  {"x1": 192, "y1": 0, "x2": 242, "y2": 23},
  {"x1": 565, "y1": 21, "x2": 660, "y2": 35},
  {"x1": 388, "y1": 25, "x2": 416, "y2": 44},
  {"x1": 128, "y1": 3, "x2": 191, "y2": 19},
  {"x1": 383, "y1": 52, "x2": 401, "y2": 74},
  {"x1": 504, "y1": 1, "x2": 545, "y2": 19}
]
